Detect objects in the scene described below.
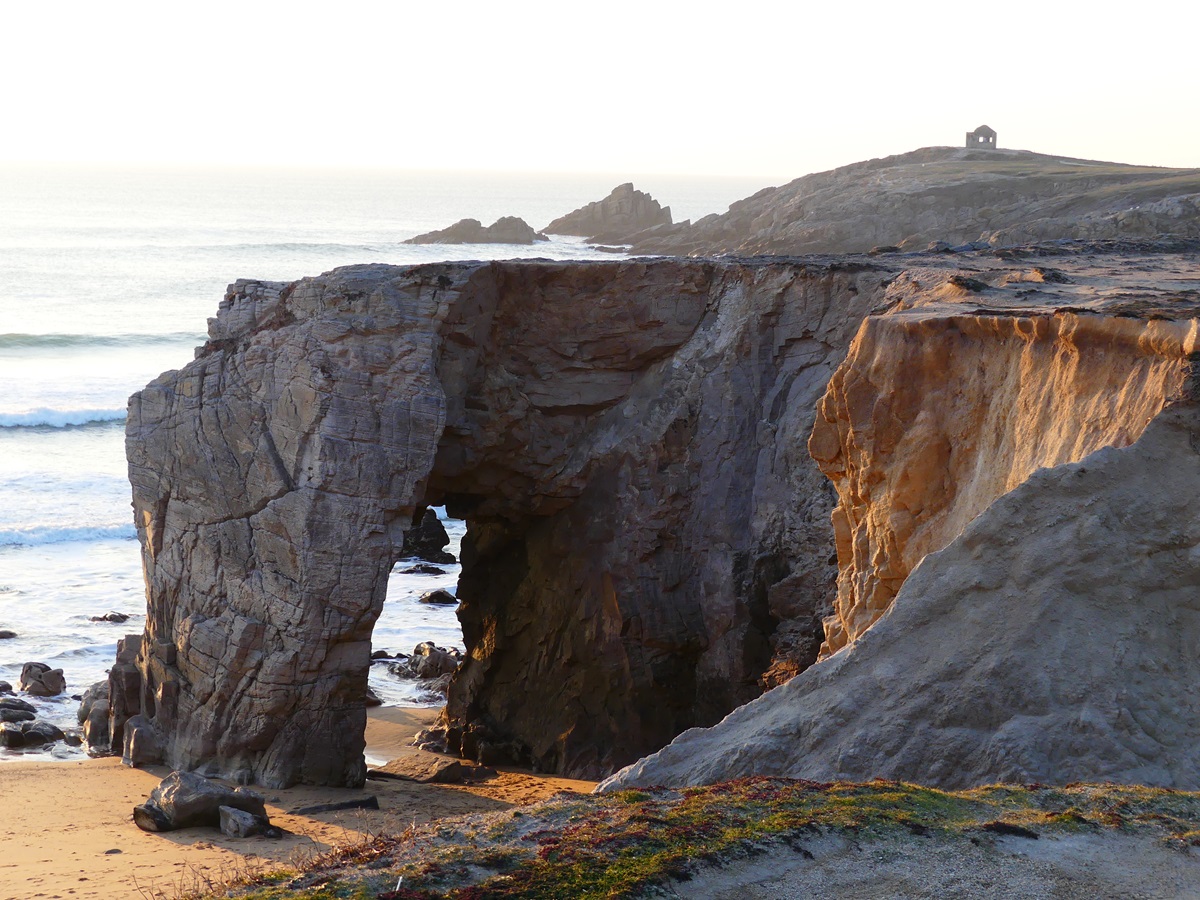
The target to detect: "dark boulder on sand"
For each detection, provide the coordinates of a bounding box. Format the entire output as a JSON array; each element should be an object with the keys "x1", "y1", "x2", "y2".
[
  {"x1": 22, "y1": 721, "x2": 65, "y2": 745},
  {"x1": 133, "y1": 770, "x2": 270, "y2": 833}
]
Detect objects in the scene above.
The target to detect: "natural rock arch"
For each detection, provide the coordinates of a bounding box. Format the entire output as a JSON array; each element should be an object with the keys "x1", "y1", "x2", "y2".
[{"x1": 121, "y1": 258, "x2": 886, "y2": 787}]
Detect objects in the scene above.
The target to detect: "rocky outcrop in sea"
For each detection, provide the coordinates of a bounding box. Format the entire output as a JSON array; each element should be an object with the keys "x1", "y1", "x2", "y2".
[
  {"x1": 541, "y1": 182, "x2": 672, "y2": 243},
  {"x1": 405, "y1": 216, "x2": 547, "y2": 245}
]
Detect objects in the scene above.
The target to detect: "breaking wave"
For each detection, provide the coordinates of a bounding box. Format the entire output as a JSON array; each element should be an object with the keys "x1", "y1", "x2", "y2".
[
  {"x1": 0, "y1": 523, "x2": 136, "y2": 547},
  {"x1": 0, "y1": 408, "x2": 127, "y2": 429},
  {"x1": 0, "y1": 331, "x2": 201, "y2": 351}
]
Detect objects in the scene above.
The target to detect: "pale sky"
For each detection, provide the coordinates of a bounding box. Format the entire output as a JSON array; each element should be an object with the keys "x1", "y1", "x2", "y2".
[{"x1": 3, "y1": 1, "x2": 1197, "y2": 179}]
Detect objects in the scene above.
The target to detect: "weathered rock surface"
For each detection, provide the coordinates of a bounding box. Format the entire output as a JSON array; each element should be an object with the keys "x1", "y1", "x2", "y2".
[
  {"x1": 629, "y1": 147, "x2": 1200, "y2": 256},
  {"x1": 17, "y1": 662, "x2": 65, "y2": 697},
  {"x1": 78, "y1": 680, "x2": 113, "y2": 752},
  {"x1": 388, "y1": 642, "x2": 461, "y2": 679},
  {"x1": 372, "y1": 750, "x2": 468, "y2": 783},
  {"x1": 97, "y1": 634, "x2": 142, "y2": 758},
  {"x1": 602, "y1": 394, "x2": 1200, "y2": 791},
  {"x1": 809, "y1": 266, "x2": 1199, "y2": 655},
  {"x1": 133, "y1": 770, "x2": 268, "y2": 833},
  {"x1": 122, "y1": 243, "x2": 1200, "y2": 790},
  {"x1": 218, "y1": 804, "x2": 273, "y2": 838},
  {"x1": 0, "y1": 717, "x2": 66, "y2": 748},
  {"x1": 405, "y1": 216, "x2": 548, "y2": 245},
  {"x1": 124, "y1": 257, "x2": 885, "y2": 786},
  {"x1": 542, "y1": 183, "x2": 672, "y2": 242},
  {"x1": 401, "y1": 508, "x2": 455, "y2": 563},
  {"x1": 0, "y1": 705, "x2": 36, "y2": 725}
]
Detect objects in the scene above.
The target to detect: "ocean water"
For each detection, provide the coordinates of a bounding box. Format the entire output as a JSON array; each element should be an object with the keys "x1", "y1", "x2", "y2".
[{"x1": 0, "y1": 165, "x2": 768, "y2": 761}]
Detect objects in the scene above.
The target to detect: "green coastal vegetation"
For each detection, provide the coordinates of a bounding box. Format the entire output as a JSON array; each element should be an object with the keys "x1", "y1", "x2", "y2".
[{"x1": 203, "y1": 778, "x2": 1200, "y2": 900}]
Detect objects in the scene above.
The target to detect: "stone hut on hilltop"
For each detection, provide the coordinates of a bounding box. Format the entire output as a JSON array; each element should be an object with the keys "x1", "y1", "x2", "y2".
[{"x1": 965, "y1": 125, "x2": 997, "y2": 149}]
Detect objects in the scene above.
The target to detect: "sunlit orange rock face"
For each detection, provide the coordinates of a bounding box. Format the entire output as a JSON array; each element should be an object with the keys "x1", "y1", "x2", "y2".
[{"x1": 810, "y1": 261, "x2": 1200, "y2": 657}]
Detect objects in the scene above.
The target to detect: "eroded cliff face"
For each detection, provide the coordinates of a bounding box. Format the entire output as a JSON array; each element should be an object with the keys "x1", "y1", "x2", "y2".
[
  {"x1": 603, "y1": 395, "x2": 1200, "y2": 791},
  {"x1": 123, "y1": 243, "x2": 1200, "y2": 790},
  {"x1": 125, "y1": 258, "x2": 887, "y2": 787},
  {"x1": 602, "y1": 247, "x2": 1200, "y2": 792},
  {"x1": 810, "y1": 267, "x2": 1199, "y2": 654}
]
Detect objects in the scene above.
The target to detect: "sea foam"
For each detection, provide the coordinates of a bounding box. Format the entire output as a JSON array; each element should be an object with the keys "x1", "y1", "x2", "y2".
[
  {"x1": 0, "y1": 523, "x2": 136, "y2": 547},
  {"x1": 0, "y1": 408, "x2": 128, "y2": 429}
]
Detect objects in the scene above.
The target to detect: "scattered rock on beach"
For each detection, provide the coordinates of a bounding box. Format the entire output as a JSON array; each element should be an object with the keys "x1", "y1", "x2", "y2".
[
  {"x1": 413, "y1": 725, "x2": 449, "y2": 754},
  {"x1": 371, "y1": 750, "x2": 468, "y2": 784},
  {"x1": 0, "y1": 681, "x2": 12, "y2": 694},
  {"x1": 17, "y1": 662, "x2": 65, "y2": 697},
  {"x1": 418, "y1": 589, "x2": 458, "y2": 606},
  {"x1": 0, "y1": 629, "x2": 17, "y2": 640},
  {"x1": 291, "y1": 797, "x2": 380, "y2": 816},
  {"x1": 133, "y1": 770, "x2": 269, "y2": 833},
  {"x1": 22, "y1": 721, "x2": 65, "y2": 745},
  {"x1": 219, "y1": 805, "x2": 275, "y2": 838}
]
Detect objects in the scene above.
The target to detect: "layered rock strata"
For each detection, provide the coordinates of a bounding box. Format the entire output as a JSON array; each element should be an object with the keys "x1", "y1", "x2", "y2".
[
  {"x1": 125, "y1": 257, "x2": 887, "y2": 787},
  {"x1": 810, "y1": 271, "x2": 1196, "y2": 655}
]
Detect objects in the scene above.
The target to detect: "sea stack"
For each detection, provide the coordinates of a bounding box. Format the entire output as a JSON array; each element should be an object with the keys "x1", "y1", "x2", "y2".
[{"x1": 541, "y1": 183, "x2": 672, "y2": 242}]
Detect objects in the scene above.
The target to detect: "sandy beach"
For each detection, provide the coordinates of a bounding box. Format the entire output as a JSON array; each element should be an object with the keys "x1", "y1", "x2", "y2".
[{"x1": 0, "y1": 707, "x2": 595, "y2": 900}]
